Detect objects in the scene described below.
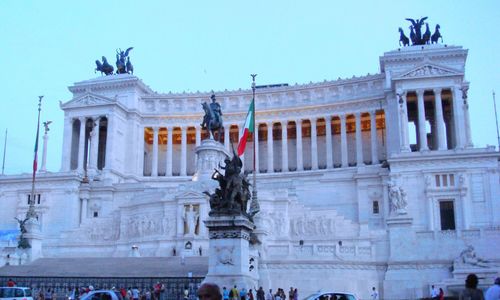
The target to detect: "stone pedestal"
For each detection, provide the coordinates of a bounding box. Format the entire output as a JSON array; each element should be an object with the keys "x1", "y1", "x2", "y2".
[
  {"x1": 203, "y1": 215, "x2": 256, "y2": 289},
  {"x1": 383, "y1": 215, "x2": 417, "y2": 299},
  {"x1": 23, "y1": 218, "x2": 43, "y2": 262},
  {"x1": 192, "y1": 139, "x2": 229, "y2": 182}
]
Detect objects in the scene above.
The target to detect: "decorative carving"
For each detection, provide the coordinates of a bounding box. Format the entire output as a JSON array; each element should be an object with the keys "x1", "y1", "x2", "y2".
[
  {"x1": 183, "y1": 205, "x2": 199, "y2": 236},
  {"x1": 215, "y1": 246, "x2": 234, "y2": 265},
  {"x1": 401, "y1": 65, "x2": 455, "y2": 78},
  {"x1": 209, "y1": 230, "x2": 251, "y2": 241},
  {"x1": 290, "y1": 214, "x2": 335, "y2": 237},
  {"x1": 454, "y1": 245, "x2": 498, "y2": 268},
  {"x1": 388, "y1": 180, "x2": 408, "y2": 215}
]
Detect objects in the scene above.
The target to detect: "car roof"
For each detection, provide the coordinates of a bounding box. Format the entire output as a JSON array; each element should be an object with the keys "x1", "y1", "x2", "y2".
[
  {"x1": 310, "y1": 291, "x2": 356, "y2": 297},
  {"x1": 0, "y1": 287, "x2": 30, "y2": 289}
]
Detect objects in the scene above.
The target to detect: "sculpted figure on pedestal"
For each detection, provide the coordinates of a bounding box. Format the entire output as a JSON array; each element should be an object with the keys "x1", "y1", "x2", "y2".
[
  {"x1": 454, "y1": 245, "x2": 497, "y2": 268},
  {"x1": 388, "y1": 181, "x2": 408, "y2": 215},
  {"x1": 201, "y1": 93, "x2": 223, "y2": 141},
  {"x1": 183, "y1": 205, "x2": 199, "y2": 235},
  {"x1": 204, "y1": 151, "x2": 255, "y2": 220}
]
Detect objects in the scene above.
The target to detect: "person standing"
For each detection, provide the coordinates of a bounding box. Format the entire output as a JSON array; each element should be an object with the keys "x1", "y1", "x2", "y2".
[
  {"x1": 431, "y1": 285, "x2": 439, "y2": 299},
  {"x1": 485, "y1": 277, "x2": 500, "y2": 300},
  {"x1": 248, "y1": 289, "x2": 254, "y2": 300},
  {"x1": 266, "y1": 289, "x2": 273, "y2": 300},
  {"x1": 370, "y1": 287, "x2": 378, "y2": 300},
  {"x1": 231, "y1": 286, "x2": 239, "y2": 300},
  {"x1": 256, "y1": 287, "x2": 265, "y2": 300},
  {"x1": 459, "y1": 274, "x2": 484, "y2": 300},
  {"x1": 293, "y1": 289, "x2": 298, "y2": 300},
  {"x1": 6, "y1": 278, "x2": 16, "y2": 287},
  {"x1": 240, "y1": 288, "x2": 247, "y2": 300},
  {"x1": 288, "y1": 288, "x2": 294, "y2": 300},
  {"x1": 222, "y1": 287, "x2": 230, "y2": 300}
]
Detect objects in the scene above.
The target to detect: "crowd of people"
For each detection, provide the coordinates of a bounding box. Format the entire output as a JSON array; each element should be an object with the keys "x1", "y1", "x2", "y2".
[{"x1": 219, "y1": 286, "x2": 298, "y2": 300}]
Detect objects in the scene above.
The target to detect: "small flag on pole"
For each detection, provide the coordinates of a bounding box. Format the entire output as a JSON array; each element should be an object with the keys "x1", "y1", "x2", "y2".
[{"x1": 237, "y1": 98, "x2": 255, "y2": 156}]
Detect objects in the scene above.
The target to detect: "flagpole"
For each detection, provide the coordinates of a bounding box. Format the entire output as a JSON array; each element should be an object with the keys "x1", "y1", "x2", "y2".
[
  {"x1": 493, "y1": 90, "x2": 500, "y2": 151},
  {"x1": 1, "y1": 128, "x2": 7, "y2": 175},
  {"x1": 27, "y1": 96, "x2": 43, "y2": 220},
  {"x1": 251, "y1": 74, "x2": 257, "y2": 207}
]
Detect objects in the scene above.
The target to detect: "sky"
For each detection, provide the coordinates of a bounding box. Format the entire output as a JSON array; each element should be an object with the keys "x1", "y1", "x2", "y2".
[{"x1": 1, "y1": 1, "x2": 499, "y2": 174}]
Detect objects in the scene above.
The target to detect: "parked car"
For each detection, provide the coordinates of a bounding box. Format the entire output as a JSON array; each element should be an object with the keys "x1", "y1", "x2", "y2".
[
  {"x1": 79, "y1": 290, "x2": 119, "y2": 300},
  {"x1": 0, "y1": 287, "x2": 34, "y2": 300},
  {"x1": 302, "y1": 291, "x2": 358, "y2": 300}
]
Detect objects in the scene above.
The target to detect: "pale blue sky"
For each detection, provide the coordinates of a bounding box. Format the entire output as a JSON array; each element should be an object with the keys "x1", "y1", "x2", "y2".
[{"x1": 1, "y1": 1, "x2": 499, "y2": 174}]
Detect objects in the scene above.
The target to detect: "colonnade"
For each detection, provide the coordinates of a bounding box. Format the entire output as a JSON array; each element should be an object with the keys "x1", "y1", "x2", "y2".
[
  {"x1": 398, "y1": 87, "x2": 471, "y2": 152},
  {"x1": 67, "y1": 116, "x2": 110, "y2": 172},
  {"x1": 141, "y1": 110, "x2": 385, "y2": 177}
]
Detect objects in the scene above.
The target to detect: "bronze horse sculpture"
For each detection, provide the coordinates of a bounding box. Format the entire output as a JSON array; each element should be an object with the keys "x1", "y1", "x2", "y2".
[
  {"x1": 95, "y1": 56, "x2": 114, "y2": 75},
  {"x1": 201, "y1": 102, "x2": 223, "y2": 141}
]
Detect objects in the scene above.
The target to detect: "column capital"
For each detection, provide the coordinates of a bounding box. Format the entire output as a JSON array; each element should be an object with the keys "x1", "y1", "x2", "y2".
[
  {"x1": 153, "y1": 126, "x2": 160, "y2": 132},
  {"x1": 324, "y1": 115, "x2": 332, "y2": 121},
  {"x1": 354, "y1": 111, "x2": 361, "y2": 118},
  {"x1": 416, "y1": 88, "x2": 425, "y2": 95},
  {"x1": 339, "y1": 114, "x2": 346, "y2": 121},
  {"x1": 369, "y1": 110, "x2": 377, "y2": 116},
  {"x1": 433, "y1": 88, "x2": 443, "y2": 94},
  {"x1": 309, "y1": 116, "x2": 317, "y2": 122},
  {"x1": 280, "y1": 119, "x2": 288, "y2": 126},
  {"x1": 79, "y1": 116, "x2": 86, "y2": 122},
  {"x1": 294, "y1": 118, "x2": 302, "y2": 124},
  {"x1": 266, "y1": 120, "x2": 274, "y2": 126},
  {"x1": 166, "y1": 125, "x2": 173, "y2": 131}
]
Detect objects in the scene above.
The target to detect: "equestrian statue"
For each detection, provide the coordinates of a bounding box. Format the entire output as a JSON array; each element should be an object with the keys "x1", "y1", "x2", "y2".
[
  {"x1": 201, "y1": 93, "x2": 223, "y2": 142},
  {"x1": 94, "y1": 47, "x2": 134, "y2": 75},
  {"x1": 398, "y1": 17, "x2": 444, "y2": 47}
]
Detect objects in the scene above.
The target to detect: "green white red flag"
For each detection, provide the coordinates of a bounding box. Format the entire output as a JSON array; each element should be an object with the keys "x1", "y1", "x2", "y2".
[{"x1": 237, "y1": 98, "x2": 255, "y2": 156}]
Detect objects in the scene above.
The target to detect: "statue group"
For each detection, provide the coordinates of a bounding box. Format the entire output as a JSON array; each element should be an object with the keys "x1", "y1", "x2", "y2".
[
  {"x1": 95, "y1": 47, "x2": 134, "y2": 75},
  {"x1": 398, "y1": 17, "x2": 443, "y2": 47},
  {"x1": 204, "y1": 152, "x2": 257, "y2": 220}
]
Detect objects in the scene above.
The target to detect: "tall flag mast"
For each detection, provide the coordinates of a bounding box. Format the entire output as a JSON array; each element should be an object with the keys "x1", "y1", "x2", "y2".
[
  {"x1": 493, "y1": 90, "x2": 500, "y2": 151},
  {"x1": 251, "y1": 74, "x2": 258, "y2": 209},
  {"x1": 27, "y1": 96, "x2": 43, "y2": 220}
]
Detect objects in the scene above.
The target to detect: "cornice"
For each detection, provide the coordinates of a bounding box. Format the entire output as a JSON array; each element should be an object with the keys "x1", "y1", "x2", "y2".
[{"x1": 69, "y1": 74, "x2": 154, "y2": 94}]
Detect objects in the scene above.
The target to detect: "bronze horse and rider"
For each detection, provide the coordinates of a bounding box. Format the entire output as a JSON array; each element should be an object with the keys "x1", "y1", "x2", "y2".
[
  {"x1": 398, "y1": 17, "x2": 443, "y2": 47},
  {"x1": 200, "y1": 93, "x2": 223, "y2": 141}
]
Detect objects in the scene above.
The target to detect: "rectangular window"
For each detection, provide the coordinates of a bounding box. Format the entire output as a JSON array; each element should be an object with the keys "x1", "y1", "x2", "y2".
[
  {"x1": 435, "y1": 175, "x2": 440, "y2": 187},
  {"x1": 372, "y1": 201, "x2": 380, "y2": 214},
  {"x1": 439, "y1": 200, "x2": 456, "y2": 230},
  {"x1": 93, "y1": 211, "x2": 98, "y2": 218},
  {"x1": 442, "y1": 175, "x2": 448, "y2": 187}
]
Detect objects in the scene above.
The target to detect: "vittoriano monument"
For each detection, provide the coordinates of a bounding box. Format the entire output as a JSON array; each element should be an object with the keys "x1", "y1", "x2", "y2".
[
  {"x1": 95, "y1": 47, "x2": 134, "y2": 75},
  {"x1": 398, "y1": 17, "x2": 443, "y2": 47},
  {"x1": 198, "y1": 93, "x2": 259, "y2": 289}
]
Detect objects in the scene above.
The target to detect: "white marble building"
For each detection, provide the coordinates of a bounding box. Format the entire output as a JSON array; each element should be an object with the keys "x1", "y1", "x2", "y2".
[{"x1": 0, "y1": 44, "x2": 499, "y2": 299}]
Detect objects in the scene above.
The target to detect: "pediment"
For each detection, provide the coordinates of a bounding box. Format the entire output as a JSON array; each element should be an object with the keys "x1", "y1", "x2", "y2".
[
  {"x1": 61, "y1": 92, "x2": 115, "y2": 109},
  {"x1": 395, "y1": 63, "x2": 463, "y2": 80},
  {"x1": 175, "y1": 190, "x2": 205, "y2": 200}
]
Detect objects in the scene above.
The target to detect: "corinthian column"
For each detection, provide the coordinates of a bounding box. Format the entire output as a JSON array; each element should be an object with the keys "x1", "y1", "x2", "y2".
[
  {"x1": 310, "y1": 118, "x2": 318, "y2": 170},
  {"x1": 399, "y1": 92, "x2": 411, "y2": 152},
  {"x1": 166, "y1": 126, "x2": 173, "y2": 176},
  {"x1": 138, "y1": 126, "x2": 145, "y2": 175},
  {"x1": 281, "y1": 120, "x2": 289, "y2": 172},
  {"x1": 267, "y1": 121, "x2": 274, "y2": 173},
  {"x1": 77, "y1": 117, "x2": 86, "y2": 172},
  {"x1": 369, "y1": 111, "x2": 378, "y2": 164},
  {"x1": 152, "y1": 126, "x2": 159, "y2": 176},
  {"x1": 40, "y1": 127, "x2": 49, "y2": 172},
  {"x1": 90, "y1": 117, "x2": 100, "y2": 170},
  {"x1": 340, "y1": 114, "x2": 348, "y2": 167},
  {"x1": 325, "y1": 116, "x2": 333, "y2": 169},
  {"x1": 433, "y1": 88, "x2": 447, "y2": 150},
  {"x1": 296, "y1": 119, "x2": 303, "y2": 171},
  {"x1": 355, "y1": 112, "x2": 364, "y2": 166},
  {"x1": 180, "y1": 126, "x2": 187, "y2": 176},
  {"x1": 416, "y1": 89, "x2": 429, "y2": 151}
]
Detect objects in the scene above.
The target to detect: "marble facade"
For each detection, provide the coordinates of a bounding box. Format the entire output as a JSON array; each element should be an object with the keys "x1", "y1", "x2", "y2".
[{"x1": 0, "y1": 44, "x2": 499, "y2": 299}]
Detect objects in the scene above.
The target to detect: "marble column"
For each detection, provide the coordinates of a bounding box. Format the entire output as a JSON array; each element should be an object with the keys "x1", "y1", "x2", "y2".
[
  {"x1": 325, "y1": 116, "x2": 333, "y2": 169},
  {"x1": 416, "y1": 89, "x2": 429, "y2": 151},
  {"x1": 399, "y1": 92, "x2": 411, "y2": 152},
  {"x1": 166, "y1": 126, "x2": 173, "y2": 176},
  {"x1": 61, "y1": 117, "x2": 73, "y2": 172},
  {"x1": 433, "y1": 88, "x2": 447, "y2": 150},
  {"x1": 138, "y1": 126, "x2": 145, "y2": 176},
  {"x1": 152, "y1": 127, "x2": 159, "y2": 176},
  {"x1": 310, "y1": 118, "x2": 318, "y2": 170},
  {"x1": 281, "y1": 120, "x2": 289, "y2": 172},
  {"x1": 355, "y1": 112, "x2": 364, "y2": 166},
  {"x1": 452, "y1": 87, "x2": 466, "y2": 149},
  {"x1": 90, "y1": 117, "x2": 100, "y2": 170},
  {"x1": 180, "y1": 126, "x2": 187, "y2": 176},
  {"x1": 104, "y1": 115, "x2": 114, "y2": 170},
  {"x1": 195, "y1": 126, "x2": 201, "y2": 147},
  {"x1": 296, "y1": 119, "x2": 303, "y2": 171},
  {"x1": 369, "y1": 111, "x2": 378, "y2": 164},
  {"x1": 254, "y1": 124, "x2": 260, "y2": 173},
  {"x1": 81, "y1": 197, "x2": 88, "y2": 224},
  {"x1": 40, "y1": 130, "x2": 49, "y2": 172},
  {"x1": 224, "y1": 125, "x2": 230, "y2": 152},
  {"x1": 77, "y1": 117, "x2": 86, "y2": 172},
  {"x1": 340, "y1": 115, "x2": 348, "y2": 167},
  {"x1": 462, "y1": 87, "x2": 473, "y2": 148},
  {"x1": 267, "y1": 122, "x2": 274, "y2": 173}
]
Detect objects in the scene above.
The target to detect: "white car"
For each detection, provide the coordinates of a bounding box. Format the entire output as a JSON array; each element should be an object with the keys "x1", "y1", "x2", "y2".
[
  {"x1": 302, "y1": 291, "x2": 358, "y2": 300},
  {"x1": 0, "y1": 287, "x2": 34, "y2": 300},
  {"x1": 79, "y1": 290, "x2": 120, "y2": 300}
]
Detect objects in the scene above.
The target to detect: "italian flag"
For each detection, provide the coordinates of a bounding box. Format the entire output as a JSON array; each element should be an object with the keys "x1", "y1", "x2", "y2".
[{"x1": 237, "y1": 98, "x2": 255, "y2": 156}]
